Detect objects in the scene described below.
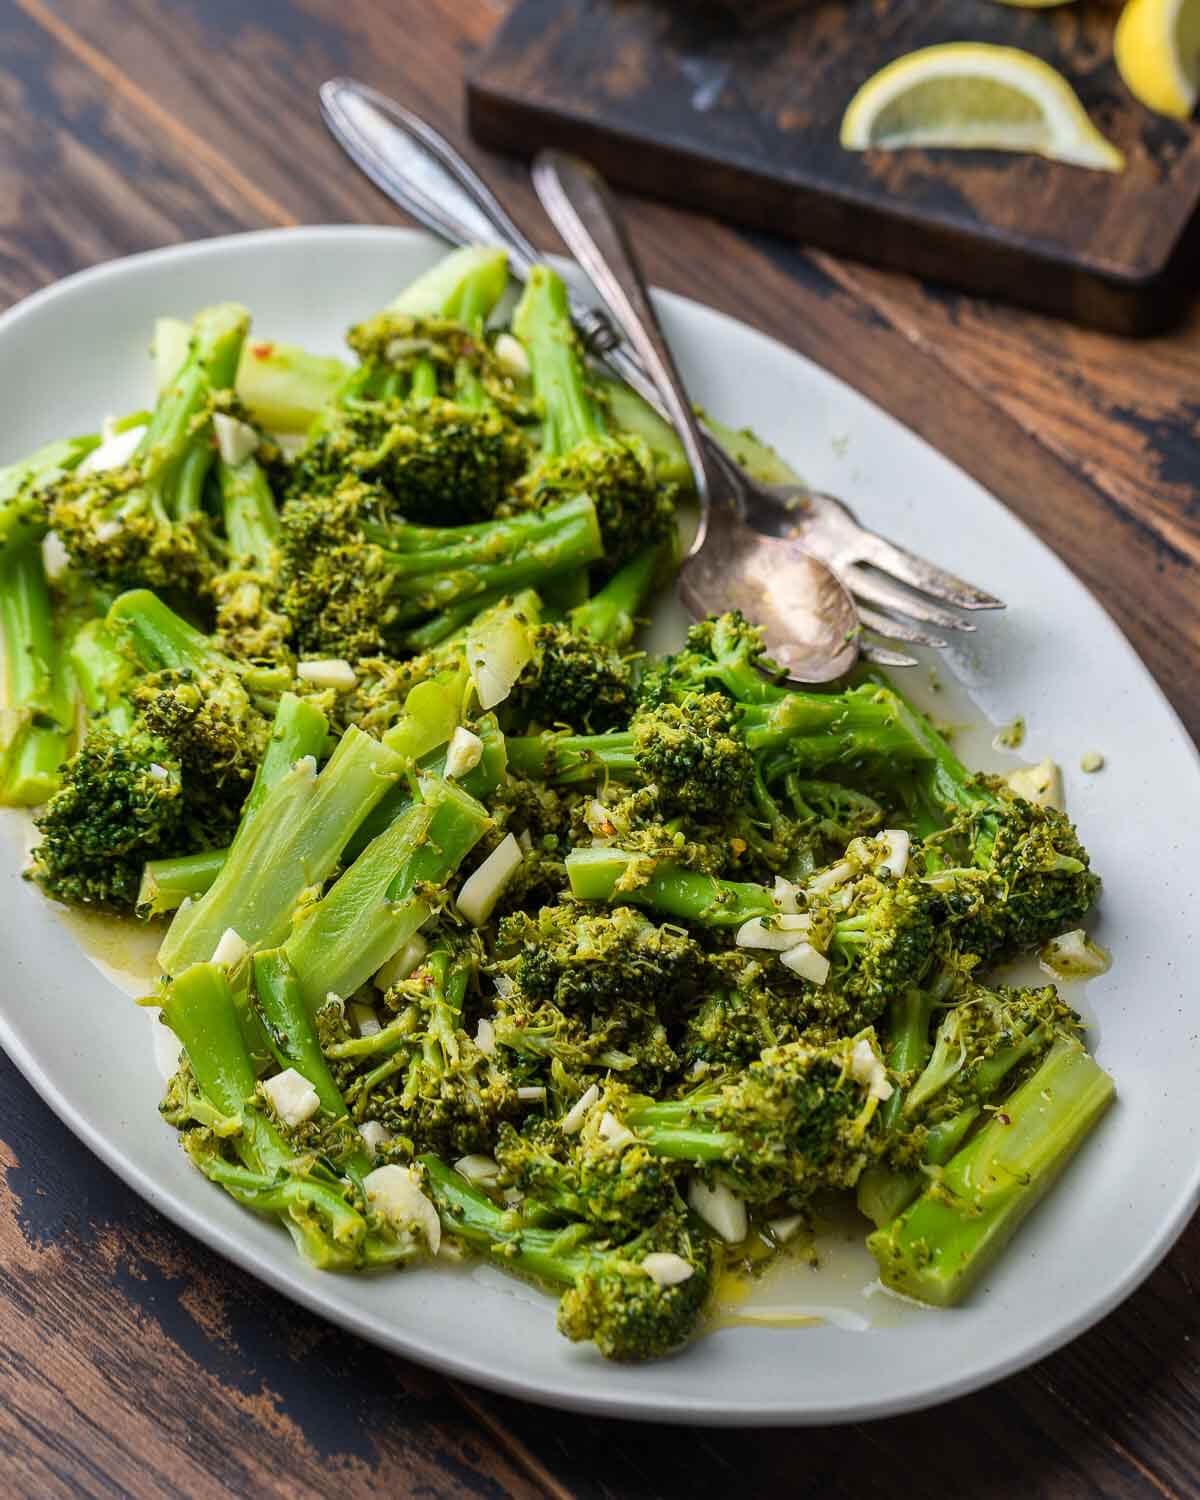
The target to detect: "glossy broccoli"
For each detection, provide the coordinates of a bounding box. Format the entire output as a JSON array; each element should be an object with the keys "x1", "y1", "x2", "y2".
[
  {"x1": 211, "y1": 447, "x2": 292, "y2": 663},
  {"x1": 289, "y1": 247, "x2": 529, "y2": 526},
  {"x1": 279, "y1": 478, "x2": 603, "y2": 658},
  {"x1": 0, "y1": 541, "x2": 75, "y2": 806},
  {"x1": 0, "y1": 431, "x2": 103, "y2": 557},
  {"x1": 422, "y1": 1155, "x2": 713, "y2": 1361},
  {"x1": 622, "y1": 1032, "x2": 891, "y2": 1204},
  {"x1": 508, "y1": 266, "x2": 677, "y2": 569},
  {"x1": 46, "y1": 304, "x2": 248, "y2": 595}
]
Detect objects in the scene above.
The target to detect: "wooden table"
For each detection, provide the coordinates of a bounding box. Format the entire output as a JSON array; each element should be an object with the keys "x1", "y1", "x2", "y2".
[{"x1": 2, "y1": 1, "x2": 1198, "y2": 1495}]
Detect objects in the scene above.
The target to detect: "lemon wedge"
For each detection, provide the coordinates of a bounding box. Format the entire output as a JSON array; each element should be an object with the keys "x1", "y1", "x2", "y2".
[
  {"x1": 840, "y1": 43, "x2": 1125, "y2": 171},
  {"x1": 1115, "y1": 0, "x2": 1200, "y2": 119}
]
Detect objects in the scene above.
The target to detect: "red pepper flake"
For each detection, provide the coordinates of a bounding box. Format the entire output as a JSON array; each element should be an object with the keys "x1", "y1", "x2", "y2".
[
  {"x1": 996, "y1": 1112, "x2": 1012, "y2": 1126},
  {"x1": 250, "y1": 341, "x2": 275, "y2": 359}
]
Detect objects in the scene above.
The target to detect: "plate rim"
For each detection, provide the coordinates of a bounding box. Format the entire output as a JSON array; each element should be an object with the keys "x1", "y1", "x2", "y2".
[{"x1": 2, "y1": 223, "x2": 1198, "y2": 1426}]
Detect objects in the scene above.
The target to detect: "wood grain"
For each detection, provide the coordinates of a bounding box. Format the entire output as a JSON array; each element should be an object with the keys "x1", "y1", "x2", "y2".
[
  {"x1": 2, "y1": 1, "x2": 1200, "y2": 1496},
  {"x1": 469, "y1": 0, "x2": 1200, "y2": 331}
]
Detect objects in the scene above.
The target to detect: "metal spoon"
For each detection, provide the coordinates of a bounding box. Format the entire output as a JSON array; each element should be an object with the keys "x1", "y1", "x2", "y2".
[{"x1": 530, "y1": 150, "x2": 861, "y2": 681}]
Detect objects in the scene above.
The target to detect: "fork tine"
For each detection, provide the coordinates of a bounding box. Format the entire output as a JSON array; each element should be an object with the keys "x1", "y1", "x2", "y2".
[
  {"x1": 856, "y1": 605, "x2": 947, "y2": 650},
  {"x1": 849, "y1": 529, "x2": 1005, "y2": 611},
  {"x1": 845, "y1": 566, "x2": 975, "y2": 633},
  {"x1": 859, "y1": 639, "x2": 920, "y2": 669}
]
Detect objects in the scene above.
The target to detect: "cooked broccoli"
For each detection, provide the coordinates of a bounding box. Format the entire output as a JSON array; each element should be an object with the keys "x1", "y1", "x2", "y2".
[
  {"x1": 508, "y1": 266, "x2": 677, "y2": 569},
  {"x1": 46, "y1": 304, "x2": 248, "y2": 594},
  {"x1": 0, "y1": 541, "x2": 75, "y2": 806},
  {"x1": 279, "y1": 478, "x2": 603, "y2": 659},
  {"x1": 292, "y1": 248, "x2": 530, "y2": 526},
  {"x1": 868, "y1": 1036, "x2": 1113, "y2": 1306},
  {"x1": 621, "y1": 1032, "x2": 891, "y2": 1204},
  {"x1": 0, "y1": 431, "x2": 104, "y2": 556},
  {"x1": 422, "y1": 1154, "x2": 713, "y2": 1361},
  {"x1": 211, "y1": 447, "x2": 291, "y2": 663}
]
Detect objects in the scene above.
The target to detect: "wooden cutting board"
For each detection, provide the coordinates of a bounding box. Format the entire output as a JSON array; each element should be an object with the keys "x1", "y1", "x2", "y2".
[{"x1": 467, "y1": 0, "x2": 1200, "y2": 333}]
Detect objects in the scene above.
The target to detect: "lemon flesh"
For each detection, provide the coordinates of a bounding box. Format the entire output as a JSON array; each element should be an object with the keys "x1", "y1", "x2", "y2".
[
  {"x1": 1115, "y1": 0, "x2": 1200, "y2": 120},
  {"x1": 841, "y1": 43, "x2": 1124, "y2": 172}
]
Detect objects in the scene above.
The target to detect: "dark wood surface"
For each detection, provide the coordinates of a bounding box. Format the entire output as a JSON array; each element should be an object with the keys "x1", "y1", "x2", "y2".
[
  {"x1": 469, "y1": 0, "x2": 1200, "y2": 332},
  {"x1": 2, "y1": 0, "x2": 1200, "y2": 1494}
]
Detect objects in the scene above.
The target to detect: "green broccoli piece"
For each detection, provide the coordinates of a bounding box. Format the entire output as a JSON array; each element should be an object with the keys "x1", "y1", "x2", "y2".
[
  {"x1": 0, "y1": 541, "x2": 75, "y2": 806},
  {"x1": 46, "y1": 304, "x2": 248, "y2": 594},
  {"x1": 509, "y1": 266, "x2": 677, "y2": 569},
  {"x1": 422, "y1": 1155, "x2": 713, "y2": 1361},
  {"x1": 0, "y1": 431, "x2": 104, "y2": 556},
  {"x1": 211, "y1": 447, "x2": 292, "y2": 664}
]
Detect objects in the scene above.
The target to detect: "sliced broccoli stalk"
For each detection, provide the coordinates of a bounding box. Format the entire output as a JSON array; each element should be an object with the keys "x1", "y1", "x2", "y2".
[
  {"x1": 212, "y1": 450, "x2": 290, "y2": 661},
  {"x1": 421, "y1": 1155, "x2": 712, "y2": 1362},
  {"x1": 569, "y1": 539, "x2": 670, "y2": 647},
  {"x1": 158, "y1": 724, "x2": 407, "y2": 976},
  {"x1": 234, "y1": 339, "x2": 349, "y2": 433},
  {"x1": 868, "y1": 1038, "x2": 1114, "y2": 1306},
  {"x1": 282, "y1": 777, "x2": 492, "y2": 1012},
  {"x1": 0, "y1": 542, "x2": 74, "y2": 805},
  {"x1": 593, "y1": 375, "x2": 693, "y2": 489},
  {"x1": 160, "y1": 962, "x2": 372, "y2": 1269},
  {"x1": 137, "y1": 691, "x2": 328, "y2": 916}
]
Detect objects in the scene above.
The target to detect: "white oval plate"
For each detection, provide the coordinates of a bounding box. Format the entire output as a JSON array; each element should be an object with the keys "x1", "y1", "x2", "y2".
[{"x1": 1, "y1": 227, "x2": 1197, "y2": 1426}]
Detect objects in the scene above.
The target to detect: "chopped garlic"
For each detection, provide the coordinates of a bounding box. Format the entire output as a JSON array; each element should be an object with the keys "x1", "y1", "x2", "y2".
[
  {"x1": 807, "y1": 859, "x2": 856, "y2": 896},
  {"x1": 41, "y1": 531, "x2": 70, "y2": 583},
  {"x1": 767, "y1": 1213, "x2": 806, "y2": 1244},
  {"x1": 77, "y1": 424, "x2": 146, "y2": 475},
  {"x1": 454, "y1": 1154, "x2": 501, "y2": 1187},
  {"x1": 1039, "y1": 928, "x2": 1112, "y2": 981},
  {"x1": 358, "y1": 1120, "x2": 392, "y2": 1151},
  {"x1": 475, "y1": 1017, "x2": 496, "y2": 1055},
  {"x1": 597, "y1": 1111, "x2": 635, "y2": 1149},
  {"x1": 561, "y1": 1084, "x2": 600, "y2": 1135},
  {"x1": 585, "y1": 799, "x2": 617, "y2": 838},
  {"x1": 444, "y1": 726, "x2": 484, "y2": 779},
  {"x1": 735, "y1": 914, "x2": 812, "y2": 951},
  {"x1": 688, "y1": 1177, "x2": 747, "y2": 1243},
  {"x1": 492, "y1": 973, "x2": 515, "y2": 1000},
  {"x1": 350, "y1": 1001, "x2": 381, "y2": 1038},
  {"x1": 296, "y1": 658, "x2": 357, "y2": 692},
  {"x1": 212, "y1": 412, "x2": 259, "y2": 466},
  {"x1": 849, "y1": 1037, "x2": 894, "y2": 1102},
  {"x1": 876, "y1": 829, "x2": 910, "y2": 881},
  {"x1": 262, "y1": 1067, "x2": 320, "y2": 1128},
  {"x1": 779, "y1": 942, "x2": 831, "y2": 985},
  {"x1": 457, "y1": 834, "x2": 523, "y2": 925},
  {"x1": 94, "y1": 518, "x2": 124, "y2": 543},
  {"x1": 1007, "y1": 758, "x2": 1063, "y2": 810},
  {"x1": 517, "y1": 1085, "x2": 547, "y2": 1103},
  {"x1": 1080, "y1": 750, "x2": 1105, "y2": 773},
  {"x1": 641, "y1": 1252, "x2": 695, "y2": 1288},
  {"x1": 363, "y1": 1165, "x2": 441, "y2": 1254},
  {"x1": 374, "y1": 934, "x2": 428, "y2": 991},
  {"x1": 147, "y1": 763, "x2": 170, "y2": 782},
  {"x1": 772, "y1": 876, "x2": 800, "y2": 914},
  {"x1": 210, "y1": 927, "x2": 248, "y2": 969},
  {"x1": 494, "y1": 332, "x2": 531, "y2": 378}
]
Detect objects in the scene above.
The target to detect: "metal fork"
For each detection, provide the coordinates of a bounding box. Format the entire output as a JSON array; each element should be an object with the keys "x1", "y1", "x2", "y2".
[{"x1": 318, "y1": 78, "x2": 1005, "y2": 666}]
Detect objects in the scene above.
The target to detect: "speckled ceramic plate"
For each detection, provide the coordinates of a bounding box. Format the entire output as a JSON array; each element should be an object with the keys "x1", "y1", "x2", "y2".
[{"x1": 1, "y1": 227, "x2": 1197, "y2": 1425}]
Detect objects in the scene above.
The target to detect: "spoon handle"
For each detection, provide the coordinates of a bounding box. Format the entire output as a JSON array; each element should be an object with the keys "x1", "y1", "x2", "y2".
[{"x1": 530, "y1": 150, "x2": 719, "y2": 519}]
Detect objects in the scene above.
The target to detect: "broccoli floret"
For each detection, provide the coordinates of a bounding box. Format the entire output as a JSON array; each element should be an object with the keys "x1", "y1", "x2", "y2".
[
  {"x1": 509, "y1": 266, "x2": 677, "y2": 568},
  {"x1": 279, "y1": 478, "x2": 603, "y2": 659},
  {"x1": 632, "y1": 693, "x2": 754, "y2": 816},
  {"x1": 494, "y1": 1113, "x2": 682, "y2": 1235},
  {"x1": 626, "y1": 1032, "x2": 890, "y2": 1204},
  {"x1": 46, "y1": 304, "x2": 248, "y2": 595},
  {"x1": 423, "y1": 1155, "x2": 713, "y2": 1361}
]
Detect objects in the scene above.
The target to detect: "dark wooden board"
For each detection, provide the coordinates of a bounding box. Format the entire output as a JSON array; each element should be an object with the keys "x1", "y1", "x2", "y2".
[{"x1": 468, "y1": 0, "x2": 1200, "y2": 333}]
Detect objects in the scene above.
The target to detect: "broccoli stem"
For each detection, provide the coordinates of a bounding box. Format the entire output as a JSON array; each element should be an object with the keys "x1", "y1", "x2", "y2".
[
  {"x1": 282, "y1": 777, "x2": 492, "y2": 1012},
  {"x1": 385, "y1": 246, "x2": 510, "y2": 326},
  {"x1": 372, "y1": 495, "x2": 604, "y2": 625},
  {"x1": 421, "y1": 1154, "x2": 594, "y2": 1288},
  {"x1": 107, "y1": 588, "x2": 289, "y2": 699},
  {"x1": 160, "y1": 962, "x2": 369, "y2": 1267},
  {"x1": 512, "y1": 265, "x2": 601, "y2": 458},
  {"x1": 868, "y1": 1039, "x2": 1114, "y2": 1306},
  {"x1": 252, "y1": 949, "x2": 349, "y2": 1118},
  {"x1": 235, "y1": 340, "x2": 349, "y2": 433},
  {"x1": 159, "y1": 725, "x2": 407, "y2": 976},
  {"x1": 568, "y1": 540, "x2": 667, "y2": 646},
  {"x1": 0, "y1": 542, "x2": 74, "y2": 805},
  {"x1": 565, "y1": 847, "x2": 775, "y2": 927},
  {"x1": 137, "y1": 691, "x2": 328, "y2": 915},
  {"x1": 218, "y1": 453, "x2": 279, "y2": 566}
]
